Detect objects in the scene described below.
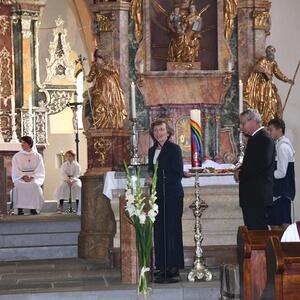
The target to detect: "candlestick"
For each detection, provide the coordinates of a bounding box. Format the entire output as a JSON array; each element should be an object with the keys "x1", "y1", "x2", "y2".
[
  {"x1": 239, "y1": 80, "x2": 243, "y2": 115},
  {"x1": 10, "y1": 95, "x2": 19, "y2": 143},
  {"x1": 131, "y1": 82, "x2": 136, "y2": 119},
  {"x1": 190, "y1": 109, "x2": 203, "y2": 168}
]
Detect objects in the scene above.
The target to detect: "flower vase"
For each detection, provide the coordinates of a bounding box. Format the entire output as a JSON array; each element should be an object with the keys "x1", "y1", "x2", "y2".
[{"x1": 138, "y1": 265, "x2": 150, "y2": 295}]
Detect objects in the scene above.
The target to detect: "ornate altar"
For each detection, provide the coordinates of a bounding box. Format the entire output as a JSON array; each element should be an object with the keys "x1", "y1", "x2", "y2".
[{"x1": 135, "y1": 0, "x2": 235, "y2": 162}]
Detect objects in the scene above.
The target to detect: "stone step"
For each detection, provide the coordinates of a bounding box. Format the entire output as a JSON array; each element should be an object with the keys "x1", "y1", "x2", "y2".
[
  {"x1": 0, "y1": 215, "x2": 80, "y2": 261},
  {"x1": 7, "y1": 199, "x2": 77, "y2": 213},
  {"x1": 0, "y1": 245, "x2": 78, "y2": 261}
]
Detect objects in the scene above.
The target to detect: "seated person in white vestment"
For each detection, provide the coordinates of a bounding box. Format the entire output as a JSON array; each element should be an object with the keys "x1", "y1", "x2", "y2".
[
  {"x1": 55, "y1": 150, "x2": 81, "y2": 213},
  {"x1": 12, "y1": 136, "x2": 45, "y2": 215}
]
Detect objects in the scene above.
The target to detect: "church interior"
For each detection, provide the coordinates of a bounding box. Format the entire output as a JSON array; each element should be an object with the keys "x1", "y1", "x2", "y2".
[{"x1": 0, "y1": 0, "x2": 300, "y2": 299}]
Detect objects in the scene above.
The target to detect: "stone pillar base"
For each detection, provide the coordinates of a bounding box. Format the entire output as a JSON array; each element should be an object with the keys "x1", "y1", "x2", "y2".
[
  {"x1": 78, "y1": 174, "x2": 116, "y2": 265},
  {"x1": 85, "y1": 128, "x2": 130, "y2": 175}
]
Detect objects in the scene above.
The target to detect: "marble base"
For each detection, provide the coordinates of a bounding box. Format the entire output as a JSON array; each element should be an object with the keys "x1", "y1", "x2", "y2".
[
  {"x1": 85, "y1": 129, "x2": 130, "y2": 175},
  {"x1": 166, "y1": 62, "x2": 201, "y2": 71},
  {"x1": 78, "y1": 175, "x2": 116, "y2": 264},
  {"x1": 119, "y1": 196, "x2": 139, "y2": 284},
  {"x1": 111, "y1": 184, "x2": 242, "y2": 249}
]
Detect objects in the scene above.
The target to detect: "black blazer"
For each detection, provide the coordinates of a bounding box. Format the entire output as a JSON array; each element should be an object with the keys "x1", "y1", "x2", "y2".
[
  {"x1": 239, "y1": 128, "x2": 275, "y2": 207},
  {"x1": 148, "y1": 140, "x2": 184, "y2": 199}
]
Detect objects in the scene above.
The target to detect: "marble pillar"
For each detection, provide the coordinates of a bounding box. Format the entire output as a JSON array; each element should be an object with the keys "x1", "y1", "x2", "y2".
[
  {"x1": 237, "y1": 0, "x2": 271, "y2": 82},
  {"x1": 0, "y1": 2, "x2": 13, "y2": 111},
  {"x1": 78, "y1": 174, "x2": 116, "y2": 264},
  {"x1": 119, "y1": 196, "x2": 139, "y2": 284}
]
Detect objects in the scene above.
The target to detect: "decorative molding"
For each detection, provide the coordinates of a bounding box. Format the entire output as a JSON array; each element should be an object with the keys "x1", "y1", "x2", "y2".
[
  {"x1": 21, "y1": 17, "x2": 32, "y2": 38},
  {"x1": 95, "y1": 12, "x2": 115, "y2": 32},
  {"x1": 0, "y1": 46, "x2": 13, "y2": 105},
  {"x1": 253, "y1": 10, "x2": 271, "y2": 35},
  {"x1": 44, "y1": 17, "x2": 76, "y2": 84},
  {"x1": 94, "y1": 137, "x2": 112, "y2": 166},
  {"x1": 34, "y1": 109, "x2": 47, "y2": 144},
  {"x1": 0, "y1": 16, "x2": 9, "y2": 35},
  {"x1": 0, "y1": 0, "x2": 16, "y2": 4},
  {"x1": 43, "y1": 89, "x2": 75, "y2": 115}
]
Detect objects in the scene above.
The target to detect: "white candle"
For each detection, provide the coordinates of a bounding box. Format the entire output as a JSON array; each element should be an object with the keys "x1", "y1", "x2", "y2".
[
  {"x1": 28, "y1": 95, "x2": 32, "y2": 115},
  {"x1": 227, "y1": 60, "x2": 233, "y2": 72},
  {"x1": 131, "y1": 82, "x2": 136, "y2": 119},
  {"x1": 239, "y1": 80, "x2": 243, "y2": 114},
  {"x1": 139, "y1": 61, "x2": 144, "y2": 74},
  {"x1": 11, "y1": 95, "x2": 15, "y2": 115}
]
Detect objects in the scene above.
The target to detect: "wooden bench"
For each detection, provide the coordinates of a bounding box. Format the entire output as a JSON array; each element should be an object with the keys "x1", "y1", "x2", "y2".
[
  {"x1": 262, "y1": 236, "x2": 300, "y2": 300},
  {"x1": 237, "y1": 226, "x2": 282, "y2": 300}
]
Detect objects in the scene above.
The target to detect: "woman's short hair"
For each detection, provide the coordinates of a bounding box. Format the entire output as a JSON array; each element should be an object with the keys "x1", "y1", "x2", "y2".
[
  {"x1": 20, "y1": 136, "x2": 33, "y2": 148},
  {"x1": 149, "y1": 118, "x2": 174, "y2": 141},
  {"x1": 65, "y1": 150, "x2": 76, "y2": 158}
]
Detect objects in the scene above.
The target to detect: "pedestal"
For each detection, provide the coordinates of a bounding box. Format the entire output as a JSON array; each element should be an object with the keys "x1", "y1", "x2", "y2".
[
  {"x1": 85, "y1": 128, "x2": 130, "y2": 175},
  {"x1": 119, "y1": 196, "x2": 139, "y2": 284},
  {"x1": 78, "y1": 174, "x2": 116, "y2": 265}
]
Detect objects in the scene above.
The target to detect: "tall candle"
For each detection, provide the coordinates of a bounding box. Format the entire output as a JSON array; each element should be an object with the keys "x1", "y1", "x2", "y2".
[
  {"x1": 227, "y1": 60, "x2": 233, "y2": 72},
  {"x1": 131, "y1": 82, "x2": 136, "y2": 119},
  {"x1": 239, "y1": 80, "x2": 243, "y2": 114},
  {"x1": 28, "y1": 95, "x2": 32, "y2": 115},
  {"x1": 11, "y1": 95, "x2": 15, "y2": 115},
  {"x1": 190, "y1": 109, "x2": 203, "y2": 168}
]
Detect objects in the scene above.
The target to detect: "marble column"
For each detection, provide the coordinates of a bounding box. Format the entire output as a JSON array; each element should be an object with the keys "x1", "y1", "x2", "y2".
[
  {"x1": 78, "y1": 174, "x2": 116, "y2": 264},
  {"x1": 0, "y1": 2, "x2": 14, "y2": 111},
  {"x1": 119, "y1": 196, "x2": 139, "y2": 284},
  {"x1": 237, "y1": 0, "x2": 271, "y2": 82},
  {"x1": 11, "y1": 3, "x2": 41, "y2": 109}
]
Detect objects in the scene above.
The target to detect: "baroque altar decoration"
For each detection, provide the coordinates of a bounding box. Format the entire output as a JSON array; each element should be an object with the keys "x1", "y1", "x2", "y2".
[{"x1": 124, "y1": 162, "x2": 158, "y2": 295}]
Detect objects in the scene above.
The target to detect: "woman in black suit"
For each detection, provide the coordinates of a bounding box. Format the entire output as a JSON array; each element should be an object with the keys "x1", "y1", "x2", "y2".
[{"x1": 148, "y1": 118, "x2": 184, "y2": 283}]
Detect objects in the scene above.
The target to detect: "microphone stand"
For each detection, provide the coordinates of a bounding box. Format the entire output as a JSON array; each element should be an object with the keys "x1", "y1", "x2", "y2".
[{"x1": 66, "y1": 175, "x2": 75, "y2": 214}]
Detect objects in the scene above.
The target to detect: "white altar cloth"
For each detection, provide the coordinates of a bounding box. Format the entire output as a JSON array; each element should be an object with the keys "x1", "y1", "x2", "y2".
[{"x1": 103, "y1": 162, "x2": 237, "y2": 201}]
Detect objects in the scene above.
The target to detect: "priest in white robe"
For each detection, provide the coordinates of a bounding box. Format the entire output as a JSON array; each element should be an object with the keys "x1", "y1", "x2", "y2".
[
  {"x1": 12, "y1": 136, "x2": 45, "y2": 215},
  {"x1": 55, "y1": 150, "x2": 81, "y2": 214}
]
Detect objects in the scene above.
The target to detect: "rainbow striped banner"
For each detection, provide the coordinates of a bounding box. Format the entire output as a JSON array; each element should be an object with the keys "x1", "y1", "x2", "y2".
[{"x1": 190, "y1": 109, "x2": 203, "y2": 167}]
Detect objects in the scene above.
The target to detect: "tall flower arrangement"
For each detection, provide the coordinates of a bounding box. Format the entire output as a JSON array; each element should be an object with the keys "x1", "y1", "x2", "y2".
[{"x1": 124, "y1": 162, "x2": 158, "y2": 295}]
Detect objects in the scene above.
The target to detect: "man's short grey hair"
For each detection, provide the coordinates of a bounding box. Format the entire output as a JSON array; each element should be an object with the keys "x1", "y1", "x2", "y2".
[{"x1": 240, "y1": 109, "x2": 262, "y2": 124}]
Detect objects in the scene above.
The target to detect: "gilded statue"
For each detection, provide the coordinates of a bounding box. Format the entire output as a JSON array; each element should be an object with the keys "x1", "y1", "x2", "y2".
[
  {"x1": 86, "y1": 49, "x2": 127, "y2": 129},
  {"x1": 224, "y1": 0, "x2": 237, "y2": 40},
  {"x1": 130, "y1": 0, "x2": 143, "y2": 43},
  {"x1": 244, "y1": 46, "x2": 294, "y2": 125},
  {"x1": 167, "y1": 2, "x2": 209, "y2": 63}
]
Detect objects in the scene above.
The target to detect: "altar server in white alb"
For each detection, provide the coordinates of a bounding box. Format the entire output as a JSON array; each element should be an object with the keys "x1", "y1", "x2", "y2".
[
  {"x1": 55, "y1": 150, "x2": 81, "y2": 213},
  {"x1": 12, "y1": 136, "x2": 45, "y2": 215}
]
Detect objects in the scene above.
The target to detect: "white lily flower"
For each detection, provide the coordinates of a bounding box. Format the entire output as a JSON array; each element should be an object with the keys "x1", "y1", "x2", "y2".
[
  {"x1": 139, "y1": 212, "x2": 146, "y2": 224},
  {"x1": 148, "y1": 209, "x2": 156, "y2": 222}
]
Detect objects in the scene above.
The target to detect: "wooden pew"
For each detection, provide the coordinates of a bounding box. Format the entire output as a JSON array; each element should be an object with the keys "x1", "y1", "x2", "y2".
[
  {"x1": 237, "y1": 226, "x2": 282, "y2": 300},
  {"x1": 262, "y1": 236, "x2": 300, "y2": 300}
]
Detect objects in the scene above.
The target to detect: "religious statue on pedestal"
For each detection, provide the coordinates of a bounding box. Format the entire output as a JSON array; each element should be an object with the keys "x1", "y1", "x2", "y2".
[
  {"x1": 167, "y1": 2, "x2": 209, "y2": 64},
  {"x1": 244, "y1": 46, "x2": 294, "y2": 125},
  {"x1": 85, "y1": 49, "x2": 127, "y2": 129}
]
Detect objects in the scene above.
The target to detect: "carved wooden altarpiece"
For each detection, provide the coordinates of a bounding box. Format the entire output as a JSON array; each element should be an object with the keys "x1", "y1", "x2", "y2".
[{"x1": 137, "y1": 0, "x2": 235, "y2": 162}]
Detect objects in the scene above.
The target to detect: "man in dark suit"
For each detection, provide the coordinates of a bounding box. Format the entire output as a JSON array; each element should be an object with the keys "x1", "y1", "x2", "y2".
[{"x1": 236, "y1": 109, "x2": 275, "y2": 229}]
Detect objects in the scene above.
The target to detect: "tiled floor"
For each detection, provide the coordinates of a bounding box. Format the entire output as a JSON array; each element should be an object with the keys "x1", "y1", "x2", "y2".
[{"x1": 0, "y1": 258, "x2": 221, "y2": 297}]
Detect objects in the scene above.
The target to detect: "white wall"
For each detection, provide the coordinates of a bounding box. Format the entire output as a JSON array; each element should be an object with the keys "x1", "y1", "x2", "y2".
[
  {"x1": 267, "y1": 0, "x2": 300, "y2": 220},
  {"x1": 38, "y1": 0, "x2": 89, "y2": 200}
]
